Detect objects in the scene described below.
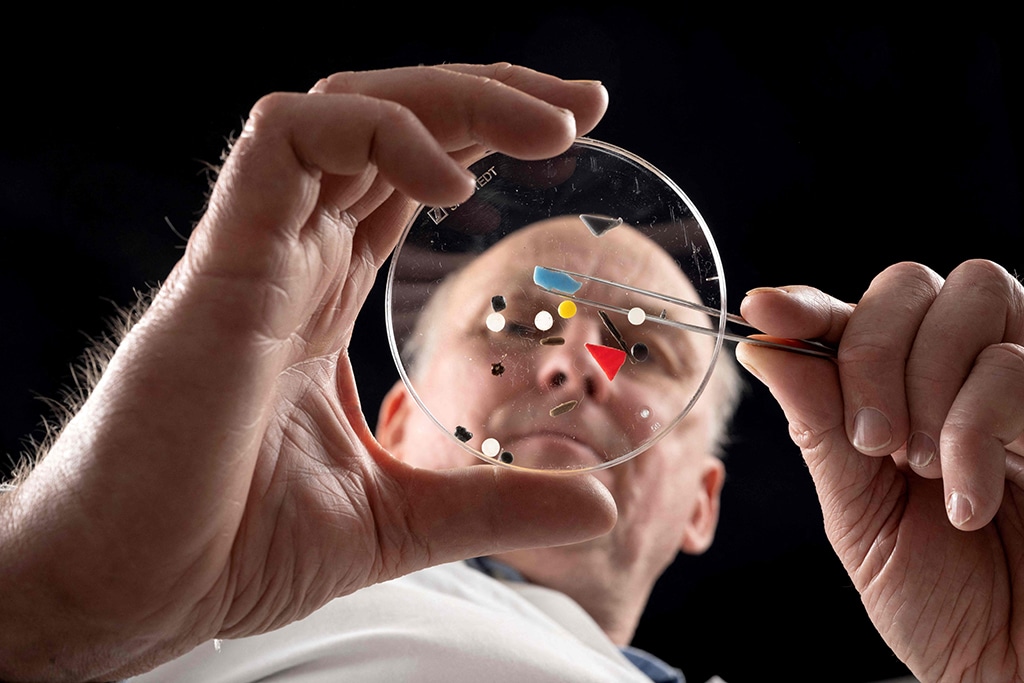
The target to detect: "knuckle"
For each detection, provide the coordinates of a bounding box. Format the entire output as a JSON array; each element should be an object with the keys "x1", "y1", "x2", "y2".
[
  {"x1": 375, "y1": 98, "x2": 414, "y2": 122},
  {"x1": 946, "y1": 259, "x2": 1024, "y2": 340},
  {"x1": 947, "y1": 258, "x2": 1011, "y2": 286},
  {"x1": 469, "y1": 61, "x2": 518, "y2": 83},
  {"x1": 875, "y1": 261, "x2": 944, "y2": 298},
  {"x1": 840, "y1": 262, "x2": 945, "y2": 367},
  {"x1": 487, "y1": 61, "x2": 518, "y2": 82},
  {"x1": 466, "y1": 63, "x2": 530, "y2": 99},
  {"x1": 247, "y1": 91, "x2": 295, "y2": 126},
  {"x1": 370, "y1": 100, "x2": 421, "y2": 143},
  {"x1": 319, "y1": 71, "x2": 358, "y2": 92},
  {"x1": 947, "y1": 259, "x2": 1012, "y2": 300},
  {"x1": 307, "y1": 77, "x2": 332, "y2": 94},
  {"x1": 789, "y1": 417, "x2": 840, "y2": 454},
  {"x1": 976, "y1": 342, "x2": 1024, "y2": 376}
]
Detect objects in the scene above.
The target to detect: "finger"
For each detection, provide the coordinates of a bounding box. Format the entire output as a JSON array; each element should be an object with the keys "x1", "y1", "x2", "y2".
[
  {"x1": 734, "y1": 342, "x2": 897, "y2": 574},
  {"x1": 376, "y1": 460, "x2": 618, "y2": 580},
  {"x1": 941, "y1": 342, "x2": 1024, "y2": 530},
  {"x1": 336, "y1": 358, "x2": 618, "y2": 576},
  {"x1": 436, "y1": 63, "x2": 608, "y2": 140},
  {"x1": 739, "y1": 285, "x2": 853, "y2": 345},
  {"x1": 329, "y1": 187, "x2": 422, "y2": 335},
  {"x1": 193, "y1": 91, "x2": 477, "y2": 287},
  {"x1": 831, "y1": 263, "x2": 945, "y2": 458},
  {"x1": 312, "y1": 63, "x2": 606, "y2": 160},
  {"x1": 905, "y1": 260, "x2": 1024, "y2": 477},
  {"x1": 245, "y1": 90, "x2": 476, "y2": 211}
]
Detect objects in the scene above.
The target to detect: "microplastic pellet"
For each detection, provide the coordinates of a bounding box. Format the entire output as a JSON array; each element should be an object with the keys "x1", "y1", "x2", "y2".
[
  {"x1": 549, "y1": 399, "x2": 579, "y2": 417},
  {"x1": 533, "y1": 266, "x2": 582, "y2": 295},
  {"x1": 628, "y1": 307, "x2": 646, "y2": 325},
  {"x1": 540, "y1": 336, "x2": 566, "y2": 346},
  {"x1": 639, "y1": 406, "x2": 652, "y2": 419},
  {"x1": 500, "y1": 451, "x2": 514, "y2": 464},
  {"x1": 557, "y1": 300, "x2": 577, "y2": 318},
  {"x1": 486, "y1": 312, "x2": 506, "y2": 332},
  {"x1": 535, "y1": 310, "x2": 554, "y2": 331},
  {"x1": 491, "y1": 295, "x2": 506, "y2": 312},
  {"x1": 631, "y1": 342, "x2": 649, "y2": 362},
  {"x1": 454, "y1": 426, "x2": 473, "y2": 442},
  {"x1": 482, "y1": 438, "x2": 500, "y2": 457}
]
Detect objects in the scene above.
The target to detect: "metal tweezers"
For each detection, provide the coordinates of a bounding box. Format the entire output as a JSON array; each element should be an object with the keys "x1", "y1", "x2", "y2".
[{"x1": 534, "y1": 266, "x2": 837, "y2": 359}]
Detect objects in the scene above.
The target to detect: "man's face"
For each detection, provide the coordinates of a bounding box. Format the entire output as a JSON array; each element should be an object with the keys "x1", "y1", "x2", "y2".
[{"x1": 378, "y1": 216, "x2": 726, "y2": 585}]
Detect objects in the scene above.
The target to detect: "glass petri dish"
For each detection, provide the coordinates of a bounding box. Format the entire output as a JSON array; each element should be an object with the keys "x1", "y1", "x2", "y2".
[{"x1": 385, "y1": 138, "x2": 727, "y2": 473}]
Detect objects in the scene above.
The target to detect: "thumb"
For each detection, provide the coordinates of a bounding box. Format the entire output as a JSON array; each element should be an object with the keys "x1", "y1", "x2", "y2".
[
  {"x1": 379, "y1": 462, "x2": 617, "y2": 579},
  {"x1": 734, "y1": 344, "x2": 898, "y2": 568}
]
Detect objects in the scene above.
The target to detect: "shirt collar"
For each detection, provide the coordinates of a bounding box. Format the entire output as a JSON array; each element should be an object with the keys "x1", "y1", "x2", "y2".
[{"x1": 464, "y1": 558, "x2": 685, "y2": 683}]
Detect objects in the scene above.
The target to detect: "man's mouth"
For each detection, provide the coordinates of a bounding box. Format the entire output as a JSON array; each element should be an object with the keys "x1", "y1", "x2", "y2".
[{"x1": 496, "y1": 431, "x2": 607, "y2": 471}]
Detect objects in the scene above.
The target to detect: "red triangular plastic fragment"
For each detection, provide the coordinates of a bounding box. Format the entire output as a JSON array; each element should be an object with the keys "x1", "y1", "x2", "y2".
[{"x1": 585, "y1": 343, "x2": 627, "y2": 381}]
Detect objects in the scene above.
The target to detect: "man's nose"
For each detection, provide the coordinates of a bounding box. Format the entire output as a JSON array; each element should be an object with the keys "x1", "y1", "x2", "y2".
[{"x1": 532, "y1": 314, "x2": 614, "y2": 402}]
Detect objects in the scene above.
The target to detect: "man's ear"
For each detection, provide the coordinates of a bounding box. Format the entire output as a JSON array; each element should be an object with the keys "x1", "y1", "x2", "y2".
[
  {"x1": 679, "y1": 457, "x2": 725, "y2": 555},
  {"x1": 376, "y1": 380, "x2": 412, "y2": 452}
]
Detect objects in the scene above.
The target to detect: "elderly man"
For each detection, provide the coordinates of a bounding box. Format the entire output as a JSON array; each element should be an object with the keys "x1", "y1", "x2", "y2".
[{"x1": 1, "y1": 63, "x2": 1022, "y2": 683}]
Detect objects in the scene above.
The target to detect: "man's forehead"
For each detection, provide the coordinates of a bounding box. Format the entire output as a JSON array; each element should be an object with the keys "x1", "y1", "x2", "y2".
[{"x1": 455, "y1": 217, "x2": 697, "y2": 300}]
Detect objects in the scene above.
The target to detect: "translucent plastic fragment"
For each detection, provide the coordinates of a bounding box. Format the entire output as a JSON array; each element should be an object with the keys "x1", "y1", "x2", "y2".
[{"x1": 579, "y1": 214, "x2": 623, "y2": 236}]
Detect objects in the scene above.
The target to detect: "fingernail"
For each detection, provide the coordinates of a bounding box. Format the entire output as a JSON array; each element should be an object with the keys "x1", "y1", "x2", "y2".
[
  {"x1": 907, "y1": 432, "x2": 936, "y2": 469},
  {"x1": 947, "y1": 491, "x2": 974, "y2": 528},
  {"x1": 568, "y1": 79, "x2": 603, "y2": 86},
  {"x1": 852, "y1": 408, "x2": 893, "y2": 452},
  {"x1": 745, "y1": 286, "x2": 788, "y2": 297}
]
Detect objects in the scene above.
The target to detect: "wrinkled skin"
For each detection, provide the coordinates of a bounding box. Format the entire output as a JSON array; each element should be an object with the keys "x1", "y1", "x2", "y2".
[
  {"x1": 4, "y1": 60, "x2": 1023, "y2": 683},
  {"x1": 0, "y1": 64, "x2": 617, "y2": 682},
  {"x1": 738, "y1": 260, "x2": 1024, "y2": 682}
]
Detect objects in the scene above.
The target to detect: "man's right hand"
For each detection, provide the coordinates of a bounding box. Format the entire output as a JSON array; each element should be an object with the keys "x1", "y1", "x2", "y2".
[{"x1": 0, "y1": 64, "x2": 617, "y2": 683}]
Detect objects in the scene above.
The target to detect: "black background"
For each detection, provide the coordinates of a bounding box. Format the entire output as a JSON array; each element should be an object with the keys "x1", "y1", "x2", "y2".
[{"x1": 2, "y1": 9, "x2": 1021, "y2": 683}]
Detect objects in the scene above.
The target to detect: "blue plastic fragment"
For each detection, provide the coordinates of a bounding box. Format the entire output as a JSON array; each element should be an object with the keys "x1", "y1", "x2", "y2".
[{"x1": 533, "y1": 266, "x2": 582, "y2": 295}]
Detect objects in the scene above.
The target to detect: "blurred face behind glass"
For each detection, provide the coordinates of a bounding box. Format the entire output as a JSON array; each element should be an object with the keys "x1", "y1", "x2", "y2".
[{"x1": 378, "y1": 217, "x2": 726, "y2": 598}]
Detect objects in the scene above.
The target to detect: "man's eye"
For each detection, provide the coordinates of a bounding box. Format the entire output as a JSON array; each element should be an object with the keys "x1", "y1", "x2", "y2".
[{"x1": 506, "y1": 322, "x2": 538, "y2": 338}]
